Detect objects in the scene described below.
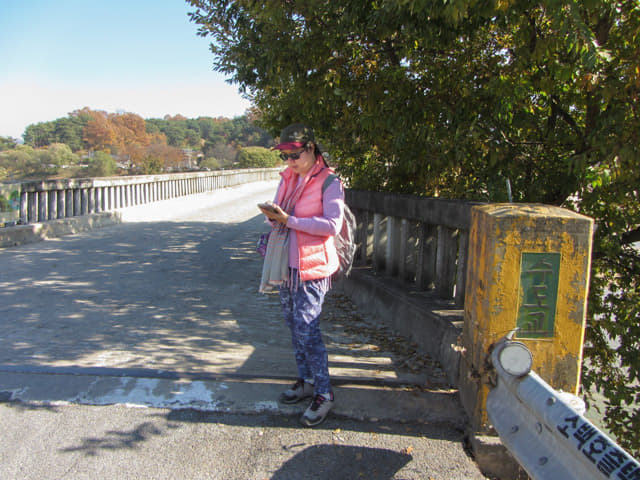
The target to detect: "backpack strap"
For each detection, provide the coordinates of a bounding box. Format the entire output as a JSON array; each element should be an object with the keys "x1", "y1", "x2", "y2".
[{"x1": 322, "y1": 173, "x2": 339, "y2": 194}]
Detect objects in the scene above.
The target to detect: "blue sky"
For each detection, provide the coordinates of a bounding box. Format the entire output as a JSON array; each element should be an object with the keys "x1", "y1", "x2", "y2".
[{"x1": 0, "y1": 0, "x2": 251, "y2": 140}]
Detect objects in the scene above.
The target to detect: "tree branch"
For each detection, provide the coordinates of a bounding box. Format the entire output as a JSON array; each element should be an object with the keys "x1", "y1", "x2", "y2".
[
  {"x1": 622, "y1": 227, "x2": 640, "y2": 246},
  {"x1": 551, "y1": 95, "x2": 586, "y2": 143}
]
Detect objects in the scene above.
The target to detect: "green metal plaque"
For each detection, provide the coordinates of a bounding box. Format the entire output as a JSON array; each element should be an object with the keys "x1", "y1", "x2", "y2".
[{"x1": 516, "y1": 252, "x2": 561, "y2": 338}]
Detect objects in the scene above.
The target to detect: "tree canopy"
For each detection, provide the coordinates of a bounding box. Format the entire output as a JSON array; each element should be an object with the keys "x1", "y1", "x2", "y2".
[
  {"x1": 188, "y1": 0, "x2": 639, "y2": 453},
  {"x1": 236, "y1": 146, "x2": 281, "y2": 168}
]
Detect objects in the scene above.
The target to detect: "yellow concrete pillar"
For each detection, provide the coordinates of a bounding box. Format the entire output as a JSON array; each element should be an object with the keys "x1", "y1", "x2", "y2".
[{"x1": 460, "y1": 204, "x2": 594, "y2": 432}]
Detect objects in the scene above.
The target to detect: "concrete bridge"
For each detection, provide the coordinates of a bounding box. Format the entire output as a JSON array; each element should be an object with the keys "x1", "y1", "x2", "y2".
[{"x1": 0, "y1": 177, "x2": 488, "y2": 479}]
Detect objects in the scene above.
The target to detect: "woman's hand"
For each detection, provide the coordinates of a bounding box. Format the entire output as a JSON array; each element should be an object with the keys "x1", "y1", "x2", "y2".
[{"x1": 259, "y1": 204, "x2": 289, "y2": 226}]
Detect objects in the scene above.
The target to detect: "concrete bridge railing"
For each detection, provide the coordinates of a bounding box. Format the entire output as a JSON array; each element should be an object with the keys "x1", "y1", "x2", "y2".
[
  {"x1": 345, "y1": 190, "x2": 481, "y2": 308},
  {"x1": 18, "y1": 168, "x2": 282, "y2": 225},
  {"x1": 341, "y1": 189, "x2": 598, "y2": 478},
  {"x1": 342, "y1": 190, "x2": 479, "y2": 389}
]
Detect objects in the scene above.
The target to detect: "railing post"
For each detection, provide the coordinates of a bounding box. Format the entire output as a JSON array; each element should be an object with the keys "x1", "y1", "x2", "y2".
[
  {"x1": 459, "y1": 203, "x2": 594, "y2": 437},
  {"x1": 386, "y1": 216, "x2": 400, "y2": 277},
  {"x1": 81, "y1": 189, "x2": 88, "y2": 215},
  {"x1": 454, "y1": 230, "x2": 469, "y2": 308},
  {"x1": 88, "y1": 188, "x2": 95, "y2": 214},
  {"x1": 57, "y1": 190, "x2": 65, "y2": 219},
  {"x1": 373, "y1": 213, "x2": 385, "y2": 272},
  {"x1": 20, "y1": 191, "x2": 28, "y2": 224},
  {"x1": 38, "y1": 191, "x2": 47, "y2": 221},
  {"x1": 65, "y1": 190, "x2": 73, "y2": 217},
  {"x1": 399, "y1": 220, "x2": 414, "y2": 282},
  {"x1": 435, "y1": 226, "x2": 457, "y2": 298},
  {"x1": 28, "y1": 192, "x2": 37, "y2": 222},
  {"x1": 96, "y1": 187, "x2": 101, "y2": 212},
  {"x1": 112, "y1": 186, "x2": 119, "y2": 209},
  {"x1": 356, "y1": 209, "x2": 373, "y2": 265},
  {"x1": 72, "y1": 189, "x2": 79, "y2": 215},
  {"x1": 416, "y1": 223, "x2": 437, "y2": 290},
  {"x1": 48, "y1": 190, "x2": 57, "y2": 220},
  {"x1": 108, "y1": 186, "x2": 115, "y2": 210}
]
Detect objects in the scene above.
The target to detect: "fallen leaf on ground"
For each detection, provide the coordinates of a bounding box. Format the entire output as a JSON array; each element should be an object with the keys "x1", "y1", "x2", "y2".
[{"x1": 400, "y1": 446, "x2": 414, "y2": 455}]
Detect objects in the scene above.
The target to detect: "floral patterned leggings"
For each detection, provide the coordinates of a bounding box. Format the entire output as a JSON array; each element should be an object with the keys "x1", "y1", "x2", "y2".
[{"x1": 279, "y1": 274, "x2": 332, "y2": 395}]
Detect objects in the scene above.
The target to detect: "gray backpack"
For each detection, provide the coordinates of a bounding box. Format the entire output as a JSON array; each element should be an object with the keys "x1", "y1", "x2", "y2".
[{"x1": 323, "y1": 174, "x2": 357, "y2": 280}]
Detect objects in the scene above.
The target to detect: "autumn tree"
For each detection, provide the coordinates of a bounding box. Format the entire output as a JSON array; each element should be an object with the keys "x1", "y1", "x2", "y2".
[
  {"x1": 110, "y1": 112, "x2": 153, "y2": 165},
  {"x1": 142, "y1": 143, "x2": 185, "y2": 172},
  {"x1": 188, "y1": 0, "x2": 640, "y2": 453},
  {"x1": 81, "y1": 109, "x2": 152, "y2": 157},
  {"x1": 83, "y1": 110, "x2": 118, "y2": 153},
  {"x1": 111, "y1": 112, "x2": 151, "y2": 150}
]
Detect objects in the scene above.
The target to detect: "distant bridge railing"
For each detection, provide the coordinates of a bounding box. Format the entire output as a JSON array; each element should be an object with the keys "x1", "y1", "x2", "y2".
[{"x1": 18, "y1": 168, "x2": 281, "y2": 225}]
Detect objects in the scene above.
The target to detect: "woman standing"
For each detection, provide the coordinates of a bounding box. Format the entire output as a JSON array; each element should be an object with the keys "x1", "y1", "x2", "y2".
[{"x1": 258, "y1": 123, "x2": 344, "y2": 427}]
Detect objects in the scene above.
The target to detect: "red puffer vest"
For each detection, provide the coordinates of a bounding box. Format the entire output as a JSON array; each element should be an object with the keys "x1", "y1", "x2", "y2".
[{"x1": 277, "y1": 161, "x2": 340, "y2": 281}]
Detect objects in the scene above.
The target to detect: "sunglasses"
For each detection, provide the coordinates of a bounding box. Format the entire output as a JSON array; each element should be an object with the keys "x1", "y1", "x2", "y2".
[{"x1": 280, "y1": 151, "x2": 304, "y2": 161}]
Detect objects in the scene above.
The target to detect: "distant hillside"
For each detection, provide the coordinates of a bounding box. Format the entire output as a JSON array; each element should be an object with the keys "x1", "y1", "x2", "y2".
[{"x1": 0, "y1": 109, "x2": 279, "y2": 180}]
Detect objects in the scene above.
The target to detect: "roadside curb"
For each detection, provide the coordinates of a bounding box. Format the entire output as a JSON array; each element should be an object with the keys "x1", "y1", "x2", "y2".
[
  {"x1": 0, "y1": 369, "x2": 466, "y2": 428},
  {"x1": 0, "y1": 212, "x2": 122, "y2": 249}
]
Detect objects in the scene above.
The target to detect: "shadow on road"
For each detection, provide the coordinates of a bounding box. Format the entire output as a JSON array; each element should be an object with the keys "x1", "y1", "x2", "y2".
[
  {"x1": 0, "y1": 213, "x2": 444, "y2": 387},
  {"x1": 270, "y1": 444, "x2": 412, "y2": 480}
]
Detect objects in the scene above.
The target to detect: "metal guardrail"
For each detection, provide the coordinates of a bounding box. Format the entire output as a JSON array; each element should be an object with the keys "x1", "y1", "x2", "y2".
[{"x1": 487, "y1": 333, "x2": 640, "y2": 479}]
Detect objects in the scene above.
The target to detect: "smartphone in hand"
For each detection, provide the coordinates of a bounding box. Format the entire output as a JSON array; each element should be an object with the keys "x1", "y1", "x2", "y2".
[{"x1": 258, "y1": 202, "x2": 278, "y2": 214}]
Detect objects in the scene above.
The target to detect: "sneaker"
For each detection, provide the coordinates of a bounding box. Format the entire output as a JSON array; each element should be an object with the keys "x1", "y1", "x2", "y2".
[
  {"x1": 300, "y1": 393, "x2": 334, "y2": 427},
  {"x1": 279, "y1": 379, "x2": 314, "y2": 404}
]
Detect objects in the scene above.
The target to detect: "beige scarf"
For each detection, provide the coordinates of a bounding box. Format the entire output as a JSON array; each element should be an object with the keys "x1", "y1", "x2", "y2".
[{"x1": 258, "y1": 223, "x2": 290, "y2": 293}]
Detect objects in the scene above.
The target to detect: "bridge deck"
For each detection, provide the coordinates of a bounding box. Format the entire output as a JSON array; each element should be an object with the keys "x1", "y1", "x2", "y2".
[{"x1": 0, "y1": 180, "x2": 485, "y2": 479}]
